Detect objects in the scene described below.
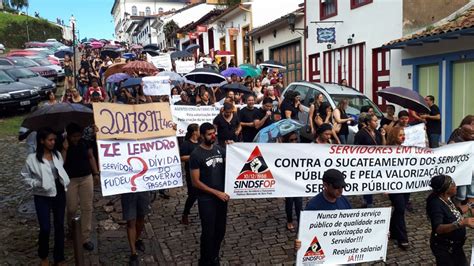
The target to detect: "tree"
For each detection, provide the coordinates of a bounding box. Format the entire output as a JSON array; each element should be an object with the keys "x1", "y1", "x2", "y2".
[
  {"x1": 163, "y1": 20, "x2": 179, "y2": 48},
  {"x1": 9, "y1": 0, "x2": 28, "y2": 10}
]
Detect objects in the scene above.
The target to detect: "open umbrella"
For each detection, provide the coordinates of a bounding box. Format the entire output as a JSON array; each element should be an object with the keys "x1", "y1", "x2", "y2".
[
  {"x1": 377, "y1": 87, "x2": 431, "y2": 113},
  {"x1": 106, "y1": 73, "x2": 130, "y2": 83},
  {"x1": 170, "y1": 50, "x2": 192, "y2": 60},
  {"x1": 90, "y1": 41, "x2": 104, "y2": 49},
  {"x1": 122, "y1": 60, "x2": 158, "y2": 75},
  {"x1": 185, "y1": 44, "x2": 200, "y2": 52},
  {"x1": 54, "y1": 49, "x2": 73, "y2": 58},
  {"x1": 21, "y1": 103, "x2": 93, "y2": 132},
  {"x1": 184, "y1": 68, "x2": 227, "y2": 87},
  {"x1": 121, "y1": 78, "x2": 142, "y2": 88},
  {"x1": 221, "y1": 83, "x2": 252, "y2": 94},
  {"x1": 103, "y1": 62, "x2": 126, "y2": 80},
  {"x1": 157, "y1": 71, "x2": 184, "y2": 86},
  {"x1": 253, "y1": 119, "x2": 303, "y2": 143},
  {"x1": 101, "y1": 49, "x2": 119, "y2": 59},
  {"x1": 143, "y1": 44, "x2": 159, "y2": 50},
  {"x1": 142, "y1": 49, "x2": 159, "y2": 56},
  {"x1": 122, "y1": 53, "x2": 136, "y2": 60},
  {"x1": 239, "y1": 65, "x2": 261, "y2": 78},
  {"x1": 221, "y1": 67, "x2": 246, "y2": 77},
  {"x1": 260, "y1": 59, "x2": 286, "y2": 69},
  {"x1": 130, "y1": 44, "x2": 143, "y2": 50}
]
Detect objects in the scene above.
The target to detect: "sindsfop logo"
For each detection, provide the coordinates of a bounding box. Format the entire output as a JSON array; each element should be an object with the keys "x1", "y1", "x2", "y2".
[
  {"x1": 233, "y1": 146, "x2": 275, "y2": 196},
  {"x1": 302, "y1": 236, "x2": 325, "y2": 264}
]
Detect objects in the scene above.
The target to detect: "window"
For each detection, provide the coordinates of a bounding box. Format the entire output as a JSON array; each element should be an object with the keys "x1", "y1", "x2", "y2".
[
  {"x1": 351, "y1": 0, "x2": 373, "y2": 9},
  {"x1": 158, "y1": 7, "x2": 164, "y2": 13},
  {"x1": 131, "y1": 6, "x2": 137, "y2": 16},
  {"x1": 139, "y1": 11, "x2": 145, "y2": 16},
  {"x1": 320, "y1": 0, "x2": 337, "y2": 20},
  {"x1": 145, "y1": 7, "x2": 151, "y2": 16}
]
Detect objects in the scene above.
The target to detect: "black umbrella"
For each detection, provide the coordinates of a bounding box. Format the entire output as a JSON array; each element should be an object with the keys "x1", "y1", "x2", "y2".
[
  {"x1": 185, "y1": 44, "x2": 200, "y2": 52},
  {"x1": 184, "y1": 68, "x2": 227, "y2": 87},
  {"x1": 54, "y1": 49, "x2": 73, "y2": 58},
  {"x1": 170, "y1": 50, "x2": 193, "y2": 59},
  {"x1": 101, "y1": 49, "x2": 119, "y2": 59},
  {"x1": 21, "y1": 103, "x2": 93, "y2": 131},
  {"x1": 141, "y1": 49, "x2": 159, "y2": 56},
  {"x1": 143, "y1": 44, "x2": 159, "y2": 50},
  {"x1": 377, "y1": 87, "x2": 431, "y2": 113},
  {"x1": 221, "y1": 83, "x2": 252, "y2": 94},
  {"x1": 121, "y1": 78, "x2": 142, "y2": 88},
  {"x1": 260, "y1": 59, "x2": 286, "y2": 69}
]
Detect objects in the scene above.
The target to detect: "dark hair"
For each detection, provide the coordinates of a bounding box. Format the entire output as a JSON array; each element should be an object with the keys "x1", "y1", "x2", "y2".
[
  {"x1": 360, "y1": 105, "x2": 373, "y2": 113},
  {"x1": 66, "y1": 123, "x2": 82, "y2": 135},
  {"x1": 199, "y1": 122, "x2": 215, "y2": 135},
  {"x1": 398, "y1": 110, "x2": 409, "y2": 118},
  {"x1": 459, "y1": 115, "x2": 474, "y2": 127},
  {"x1": 185, "y1": 123, "x2": 199, "y2": 141},
  {"x1": 318, "y1": 102, "x2": 332, "y2": 121},
  {"x1": 262, "y1": 97, "x2": 273, "y2": 105},
  {"x1": 244, "y1": 94, "x2": 255, "y2": 103},
  {"x1": 46, "y1": 90, "x2": 55, "y2": 99},
  {"x1": 386, "y1": 104, "x2": 395, "y2": 110},
  {"x1": 316, "y1": 123, "x2": 333, "y2": 136},
  {"x1": 35, "y1": 127, "x2": 59, "y2": 163},
  {"x1": 426, "y1": 95, "x2": 435, "y2": 102},
  {"x1": 429, "y1": 175, "x2": 453, "y2": 194},
  {"x1": 282, "y1": 131, "x2": 298, "y2": 143},
  {"x1": 223, "y1": 102, "x2": 233, "y2": 111}
]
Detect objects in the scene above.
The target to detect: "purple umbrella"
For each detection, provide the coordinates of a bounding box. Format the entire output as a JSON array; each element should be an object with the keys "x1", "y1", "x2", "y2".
[
  {"x1": 377, "y1": 87, "x2": 431, "y2": 113},
  {"x1": 221, "y1": 67, "x2": 246, "y2": 77},
  {"x1": 106, "y1": 73, "x2": 130, "y2": 83}
]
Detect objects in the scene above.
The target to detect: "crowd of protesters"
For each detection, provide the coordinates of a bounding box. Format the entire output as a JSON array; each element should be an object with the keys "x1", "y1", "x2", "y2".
[{"x1": 19, "y1": 42, "x2": 474, "y2": 266}]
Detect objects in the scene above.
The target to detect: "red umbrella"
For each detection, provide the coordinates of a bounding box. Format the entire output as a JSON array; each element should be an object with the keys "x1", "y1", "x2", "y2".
[{"x1": 122, "y1": 61, "x2": 158, "y2": 75}]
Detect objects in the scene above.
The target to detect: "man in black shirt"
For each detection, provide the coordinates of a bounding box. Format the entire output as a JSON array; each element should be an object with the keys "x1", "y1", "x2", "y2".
[
  {"x1": 239, "y1": 95, "x2": 259, "y2": 142},
  {"x1": 254, "y1": 97, "x2": 276, "y2": 131},
  {"x1": 174, "y1": 91, "x2": 190, "y2": 105},
  {"x1": 421, "y1": 95, "x2": 441, "y2": 148},
  {"x1": 189, "y1": 123, "x2": 229, "y2": 266},
  {"x1": 213, "y1": 102, "x2": 241, "y2": 146}
]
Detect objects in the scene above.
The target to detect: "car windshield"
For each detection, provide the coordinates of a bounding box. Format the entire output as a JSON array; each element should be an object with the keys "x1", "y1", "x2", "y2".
[
  {"x1": 331, "y1": 94, "x2": 383, "y2": 117},
  {"x1": 33, "y1": 58, "x2": 51, "y2": 66},
  {"x1": 6, "y1": 68, "x2": 38, "y2": 79},
  {"x1": 10, "y1": 57, "x2": 39, "y2": 68},
  {"x1": 0, "y1": 70, "x2": 15, "y2": 83}
]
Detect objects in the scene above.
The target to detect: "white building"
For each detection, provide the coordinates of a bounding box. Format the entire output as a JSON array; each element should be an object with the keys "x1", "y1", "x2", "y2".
[
  {"x1": 305, "y1": 0, "x2": 403, "y2": 108},
  {"x1": 384, "y1": 3, "x2": 474, "y2": 142},
  {"x1": 111, "y1": 0, "x2": 188, "y2": 43}
]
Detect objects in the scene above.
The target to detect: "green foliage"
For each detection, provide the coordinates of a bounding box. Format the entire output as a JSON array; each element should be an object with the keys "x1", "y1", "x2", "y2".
[
  {"x1": 5, "y1": 0, "x2": 28, "y2": 10},
  {"x1": 0, "y1": 114, "x2": 25, "y2": 137},
  {"x1": 0, "y1": 12, "x2": 62, "y2": 48},
  {"x1": 163, "y1": 20, "x2": 179, "y2": 46}
]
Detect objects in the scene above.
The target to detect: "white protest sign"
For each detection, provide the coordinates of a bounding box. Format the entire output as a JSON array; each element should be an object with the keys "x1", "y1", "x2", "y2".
[
  {"x1": 225, "y1": 142, "x2": 474, "y2": 198},
  {"x1": 296, "y1": 208, "x2": 391, "y2": 265},
  {"x1": 97, "y1": 136, "x2": 183, "y2": 196},
  {"x1": 171, "y1": 95, "x2": 180, "y2": 104},
  {"x1": 142, "y1": 76, "x2": 171, "y2": 96},
  {"x1": 196, "y1": 62, "x2": 204, "y2": 68},
  {"x1": 171, "y1": 105, "x2": 221, "y2": 136},
  {"x1": 403, "y1": 123, "x2": 427, "y2": 147},
  {"x1": 175, "y1": 60, "x2": 196, "y2": 74},
  {"x1": 149, "y1": 54, "x2": 172, "y2": 71}
]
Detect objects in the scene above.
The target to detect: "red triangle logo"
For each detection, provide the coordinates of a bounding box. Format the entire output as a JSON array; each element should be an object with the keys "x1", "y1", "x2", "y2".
[
  {"x1": 236, "y1": 146, "x2": 274, "y2": 180},
  {"x1": 304, "y1": 236, "x2": 325, "y2": 257}
]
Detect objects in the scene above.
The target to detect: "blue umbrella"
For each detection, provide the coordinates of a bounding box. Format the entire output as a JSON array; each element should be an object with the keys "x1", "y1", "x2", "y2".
[
  {"x1": 185, "y1": 44, "x2": 200, "y2": 52},
  {"x1": 253, "y1": 119, "x2": 304, "y2": 143},
  {"x1": 122, "y1": 53, "x2": 136, "y2": 59},
  {"x1": 221, "y1": 67, "x2": 246, "y2": 77},
  {"x1": 106, "y1": 73, "x2": 130, "y2": 83},
  {"x1": 54, "y1": 49, "x2": 73, "y2": 58},
  {"x1": 121, "y1": 78, "x2": 142, "y2": 88}
]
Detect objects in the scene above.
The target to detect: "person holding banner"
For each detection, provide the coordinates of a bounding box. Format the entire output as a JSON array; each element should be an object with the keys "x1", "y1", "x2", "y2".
[
  {"x1": 386, "y1": 126, "x2": 410, "y2": 250},
  {"x1": 426, "y1": 174, "x2": 474, "y2": 266},
  {"x1": 189, "y1": 123, "x2": 229, "y2": 266},
  {"x1": 180, "y1": 124, "x2": 201, "y2": 225}
]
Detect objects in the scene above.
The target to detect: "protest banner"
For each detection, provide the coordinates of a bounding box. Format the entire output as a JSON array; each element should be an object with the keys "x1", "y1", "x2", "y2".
[
  {"x1": 296, "y1": 208, "x2": 391, "y2": 265},
  {"x1": 175, "y1": 60, "x2": 196, "y2": 74},
  {"x1": 149, "y1": 54, "x2": 172, "y2": 71},
  {"x1": 97, "y1": 136, "x2": 182, "y2": 196},
  {"x1": 225, "y1": 142, "x2": 474, "y2": 198},
  {"x1": 171, "y1": 105, "x2": 221, "y2": 136},
  {"x1": 403, "y1": 123, "x2": 427, "y2": 147},
  {"x1": 143, "y1": 76, "x2": 171, "y2": 96},
  {"x1": 93, "y1": 102, "x2": 175, "y2": 140}
]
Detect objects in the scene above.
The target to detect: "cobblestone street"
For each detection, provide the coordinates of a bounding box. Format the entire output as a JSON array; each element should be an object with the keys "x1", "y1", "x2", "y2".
[{"x1": 0, "y1": 138, "x2": 473, "y2": 265}]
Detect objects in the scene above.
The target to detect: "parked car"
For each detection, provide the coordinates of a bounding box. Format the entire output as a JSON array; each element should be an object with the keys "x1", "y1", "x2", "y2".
[
  {"x1": 0, "y1": 57, "x2": 58, "y2": 81},
  {"x1": 1, "y1": 66, "x2": 56, "y2": 97},
  {"x1": 12, "y1": 49, "x2": 62, "y2": 66},
  {"x1": 0, "y1": 69, "x2": 41, "y2": 111},
  {"x1": 0, "y1": 43, "x2": 5, "y2": 54},
  {"x1": 281, "y1": 82, "x2": 383, "y2": 143},
  {"x1": 29, "y1": 57, "x2": 64, "y2": 80}
]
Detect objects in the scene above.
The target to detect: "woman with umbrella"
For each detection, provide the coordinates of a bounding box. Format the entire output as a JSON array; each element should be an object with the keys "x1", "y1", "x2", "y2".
[{"x1": 21, "y1": 128, "x2": 70, "y2": 266}]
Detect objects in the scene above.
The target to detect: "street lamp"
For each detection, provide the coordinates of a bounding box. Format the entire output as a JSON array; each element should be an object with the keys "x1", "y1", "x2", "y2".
[
  {"x1": 287, "y1": 13, "x2": 308, "y2": 38},
  {"x1": 70, "y1": 15, "x2": 77, "y2": 82}
]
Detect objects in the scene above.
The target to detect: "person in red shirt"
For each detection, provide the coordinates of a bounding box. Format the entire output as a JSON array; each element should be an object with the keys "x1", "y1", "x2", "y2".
[{"x1": 84, "y1": 79, "x2": 107, "y2": 103}]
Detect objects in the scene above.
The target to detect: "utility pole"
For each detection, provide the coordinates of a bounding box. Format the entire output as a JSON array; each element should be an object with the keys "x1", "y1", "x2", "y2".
[{"x1": 26, "y1": 6, "x2": 30, "y2": 42}]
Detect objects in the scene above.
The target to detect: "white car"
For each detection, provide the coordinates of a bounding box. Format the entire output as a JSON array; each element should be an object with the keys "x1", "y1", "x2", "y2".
[{"x1": 0, "y1": 44, "x2": 5, "y2": 54}]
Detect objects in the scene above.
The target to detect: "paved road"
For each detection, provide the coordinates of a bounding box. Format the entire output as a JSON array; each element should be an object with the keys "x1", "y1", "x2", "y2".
[{"x1": 0, "y1": 137, "x2": 472, "y2": 265}]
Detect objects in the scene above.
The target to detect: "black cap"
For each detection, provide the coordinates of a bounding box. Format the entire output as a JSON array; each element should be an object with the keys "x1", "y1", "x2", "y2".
[{"x1": 323, "y1": 169, "x2": 347, "y2": 188}]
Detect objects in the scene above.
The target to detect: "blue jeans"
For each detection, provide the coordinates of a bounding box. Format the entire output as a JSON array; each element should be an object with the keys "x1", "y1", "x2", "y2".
[
  {"x1": 338, "y1": 134, "x2": 348, "y2": 144},
  {"x1": 456, "y1": 174, "x2": 474, "y2": 201},
  {"x1": 34, "y1": 180, "x2": 66, "y2": 262},
  {"x1": 78, "y1": 84, "x2": 88, "y2": 97},
  {"x1": 428, "y1": 134, "x2": 440, "y2": 148}
]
